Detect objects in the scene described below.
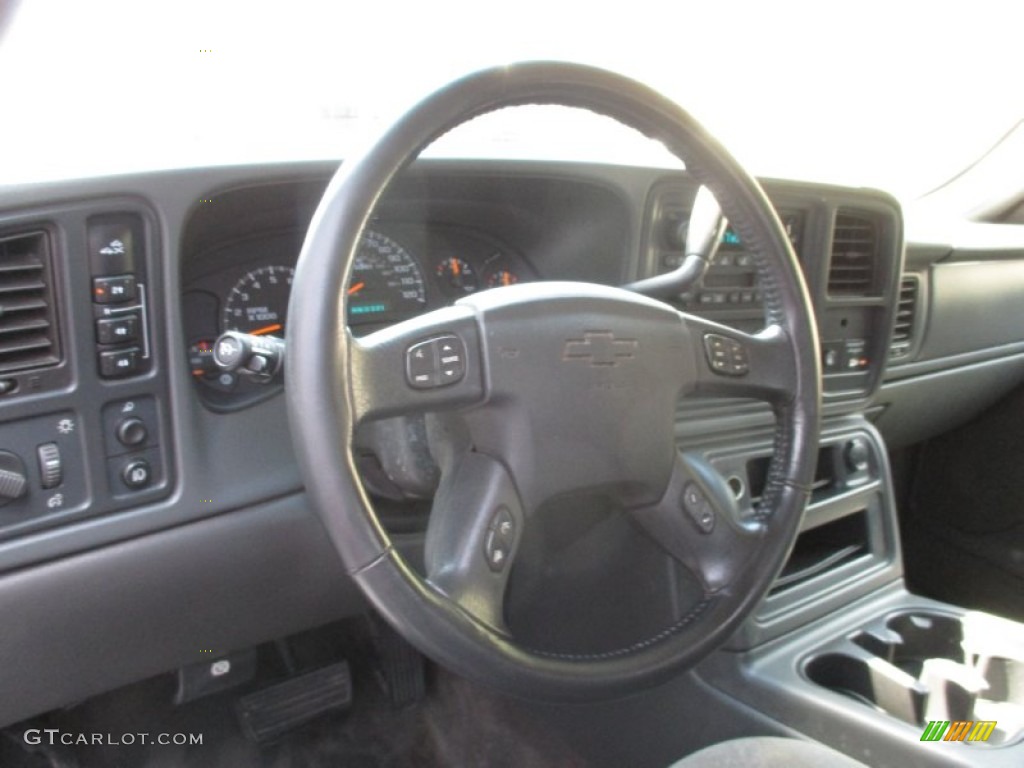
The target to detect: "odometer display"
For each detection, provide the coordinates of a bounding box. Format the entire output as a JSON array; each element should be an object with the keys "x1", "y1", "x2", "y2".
[{"x1": 347, "y1": 231, "x2": 427, "y2": 324}]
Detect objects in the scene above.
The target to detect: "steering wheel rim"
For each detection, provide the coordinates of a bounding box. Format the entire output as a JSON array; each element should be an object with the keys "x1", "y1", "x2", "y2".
[{"x1": 287, "y1": 62, "x2": 821, "y2": 701}]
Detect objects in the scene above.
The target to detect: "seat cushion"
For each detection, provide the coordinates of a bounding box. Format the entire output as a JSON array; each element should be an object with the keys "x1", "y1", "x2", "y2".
[{"x1": 670, "y1": 736, "x2": 869, "y2": 767}]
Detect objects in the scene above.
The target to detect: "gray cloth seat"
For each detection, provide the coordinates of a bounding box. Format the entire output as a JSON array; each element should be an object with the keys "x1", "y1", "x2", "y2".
[{"x1": 670, "y1": 736, "x2": 870, "y2": 767}]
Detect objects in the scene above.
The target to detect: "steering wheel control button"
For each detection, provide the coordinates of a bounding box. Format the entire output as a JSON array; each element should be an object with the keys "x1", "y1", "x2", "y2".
[
  {"x1": 703, "y1": 333, "x2": 749, "y2": 376},
  {"x1": 92, "y1": 274, "x2": 137, "y2": 304},
  {"x1": 437, "y1": 336, "x2": 466, "y2": 384},
  {"x1": 98, "y1": 347, "x2": 141, "y2": 378},
  {"x1": 406, "y1": 340, "x2": 439, "y2": 388},
  {"x1": 36, "y1": 443, "x2": 63, "y2": 489},
  {"x1": 96, "y1": 314, "x2": 140, "y2": 344},
  {"x1": 682, "y1": 482, "x2": 715, "y2": 534},
  {"x1": 121, "y1": 459, "x2": 152, "y2": 490},
  {"x1": 116, "y1": 417, "x2": 148, "y2": 447},
  {"x1": 405, "y1": 335, "x2": 466, "y2": 389},
  {"x1": 484, "y1": 505, "x2": 516, "y2": 573}
]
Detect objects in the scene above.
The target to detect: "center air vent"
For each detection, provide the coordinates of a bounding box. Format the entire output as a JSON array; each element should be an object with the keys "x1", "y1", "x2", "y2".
[
  {"x1": 828, "y1": 213, "x2": 878, "y2": 297},
  {"x1": 890, "y1": 275, "x2": 919, "y2": 359},
  {"x1": 0, "y1": 232, "x2": 61, "y2": 373}
]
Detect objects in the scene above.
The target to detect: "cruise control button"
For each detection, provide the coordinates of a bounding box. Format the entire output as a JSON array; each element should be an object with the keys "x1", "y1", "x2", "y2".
[
  {"x1": 681, "y1": 482, "x2": 715, "y2": 534},
  {"x1": 484, "y1": 505, "x2": 516, "y2": 572}
]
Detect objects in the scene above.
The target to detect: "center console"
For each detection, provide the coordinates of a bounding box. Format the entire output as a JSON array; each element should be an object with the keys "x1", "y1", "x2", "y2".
[
  {"x1": 648, "y1": 180, "x2": 1024, "y2": 764},
  {"x1": 688, "y1": 421, "x2": 1024, "y2": 766}
]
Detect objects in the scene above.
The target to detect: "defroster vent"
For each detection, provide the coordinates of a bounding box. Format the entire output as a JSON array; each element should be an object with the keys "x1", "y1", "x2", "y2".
[
  {"x1": 0, "y1": 231, "x2": 61, "y2": 373},
  {"x1": 828, "y1": 213, "x2": 878, "y2": 297}
]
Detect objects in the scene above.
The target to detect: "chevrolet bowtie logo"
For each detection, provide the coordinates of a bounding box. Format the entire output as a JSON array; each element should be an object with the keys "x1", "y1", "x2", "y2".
[{"x1": 563, "y1": 332, "x2": 638, "y2": 367}]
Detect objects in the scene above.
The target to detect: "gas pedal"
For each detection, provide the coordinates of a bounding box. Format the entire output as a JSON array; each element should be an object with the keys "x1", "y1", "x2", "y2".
[{"x1": 235, "y1": 661, "x2": 352, "y2": 743}]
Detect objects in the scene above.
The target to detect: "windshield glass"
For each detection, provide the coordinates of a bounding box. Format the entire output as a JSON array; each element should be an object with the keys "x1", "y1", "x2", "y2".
[{"x1": 1, "y1": 0, "x2": 1019, "y2": 201}]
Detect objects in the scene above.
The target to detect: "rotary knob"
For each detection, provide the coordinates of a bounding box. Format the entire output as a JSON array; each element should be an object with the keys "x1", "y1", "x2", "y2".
[
  {"x1": 844, "y1": 438, "x2": 871, "y2": 473},
  {"x1": 0, "y1": 450, "x2": 28, "y2": 505},
  {"x1": 116, "y1": 417, "x2": 148, "y2": 447}
]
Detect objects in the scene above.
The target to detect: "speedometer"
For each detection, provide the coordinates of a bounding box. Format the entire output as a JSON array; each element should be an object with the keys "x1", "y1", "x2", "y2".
[
  {"x1": 347, "y1": 231, "x2": 427, "y2": 324},
  {"x1": 222, "y1": 265, "x2": 294, "y2": 335}
]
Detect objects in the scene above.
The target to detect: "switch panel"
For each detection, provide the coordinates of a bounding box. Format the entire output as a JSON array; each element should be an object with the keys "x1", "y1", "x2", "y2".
[
  {"x1": 101, "y1": 397, "x2": 164, "y2": 497},
  {"x1": 0, "y1": 411, "x2": 88, "y2": 534},
  {"x1": 89, "y1": 214, "x2": 151, "y2": 380}
]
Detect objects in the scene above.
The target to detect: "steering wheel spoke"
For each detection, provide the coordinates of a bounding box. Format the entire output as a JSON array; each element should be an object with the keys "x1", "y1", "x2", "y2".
[
  {"x1": 631, "y1": 452, "x2": 762, "y2": 593},
  {"x1": 424, "y1": 451, "x2": 525, "y2": 632},
  {"x1": 683, "y1": 315, "x2": 797, "y2": 404},
  {"x1": 350, "y1": 305, "x2": 486, "y2": 424}
]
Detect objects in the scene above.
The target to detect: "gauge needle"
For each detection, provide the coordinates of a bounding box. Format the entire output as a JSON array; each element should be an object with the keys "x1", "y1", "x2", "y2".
[
  {"x1": 251, "y1": 323, "x2": 283, "y2": 336},
  {"x1": 348, "y1": 281, "x2": 365, "y2": 296}
]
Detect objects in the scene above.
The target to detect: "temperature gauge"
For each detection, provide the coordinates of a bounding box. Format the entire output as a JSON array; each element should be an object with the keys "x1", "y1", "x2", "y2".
[
  {"x1": 435, "y1": 257, "x2": 478, "y2": 295},
  {"x1": 486, "y1": 268, "x2": 519, "y2": 288}
]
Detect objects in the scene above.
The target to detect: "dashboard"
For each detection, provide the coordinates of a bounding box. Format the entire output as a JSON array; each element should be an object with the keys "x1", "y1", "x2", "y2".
[
  {"x1": 183, "y1": 221, "x2": 537, "y2": 404},
  {"x1": 3, "y1": 157, "x2": 1024, "y2": 731},
  {"x1": 177, "y1": 166, "x2": 906, "y2": 414}
]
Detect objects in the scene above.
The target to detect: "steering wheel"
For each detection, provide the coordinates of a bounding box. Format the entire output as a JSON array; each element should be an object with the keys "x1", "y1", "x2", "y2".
[{"x1": 286, "y1": 62, "x2": 821, "y2": 701}]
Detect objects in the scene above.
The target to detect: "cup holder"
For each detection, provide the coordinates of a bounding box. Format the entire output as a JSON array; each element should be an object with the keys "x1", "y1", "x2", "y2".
[{"x1": 804, "y1": 610, "x2": 1024, "y2": 747}]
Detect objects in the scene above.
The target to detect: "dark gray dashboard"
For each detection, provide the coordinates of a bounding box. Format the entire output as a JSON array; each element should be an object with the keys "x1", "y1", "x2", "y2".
[{"x1": 0, "y1": 157, "x2": 1017, "y2": 729}]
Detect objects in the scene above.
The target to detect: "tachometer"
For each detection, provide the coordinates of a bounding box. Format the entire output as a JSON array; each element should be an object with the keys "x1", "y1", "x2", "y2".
[
  {"x1": 347, "y1": 231, "x2": 427, "y2": 324},
  {"x1": 222, "y1": 265, "x2": 294, "y2": 335}
]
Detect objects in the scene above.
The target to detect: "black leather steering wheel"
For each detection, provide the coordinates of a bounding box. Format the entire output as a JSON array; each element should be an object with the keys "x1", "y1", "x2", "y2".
[{"x1": 286, "y1": 62, "x2": 821, "y2": 701}]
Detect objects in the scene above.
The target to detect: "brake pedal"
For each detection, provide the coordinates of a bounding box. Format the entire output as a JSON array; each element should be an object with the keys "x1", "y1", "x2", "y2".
[
  {"x1": 369, "y1": 616, "x2": 426, "y2": 708},
  {"x1": 236, "y1": 661, "x2": 352, "y2": 743}
]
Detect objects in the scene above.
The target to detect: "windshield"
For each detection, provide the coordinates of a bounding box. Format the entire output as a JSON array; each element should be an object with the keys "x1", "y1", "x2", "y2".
[{"x1": 1, "y1": 0, "x2": 1019, "y2": 201}]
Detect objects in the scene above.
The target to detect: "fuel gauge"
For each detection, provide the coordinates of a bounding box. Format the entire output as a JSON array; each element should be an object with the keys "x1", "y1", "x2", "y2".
[{"x1": 435, "y1": 257, "x2": 478, "y2": 296}]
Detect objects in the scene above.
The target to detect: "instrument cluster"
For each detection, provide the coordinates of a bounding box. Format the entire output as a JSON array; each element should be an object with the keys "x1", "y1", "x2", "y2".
[{"x1": 181, "y1": 224, "x2": 534, "y2": 404}]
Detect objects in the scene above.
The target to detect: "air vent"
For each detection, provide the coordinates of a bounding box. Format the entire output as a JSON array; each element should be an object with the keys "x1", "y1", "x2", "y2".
[
  {"x1": 0, "y1": 232, "x2": 61, "y2": 373},
  {"x1": 828, "y1": 213, "x2": 878, "y2": 296},
  {"x1": 890, "y1": 275, "x2": 919, "y2": 359}
]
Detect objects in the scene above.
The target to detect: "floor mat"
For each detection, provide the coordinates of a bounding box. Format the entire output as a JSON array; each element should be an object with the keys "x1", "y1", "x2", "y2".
[{"x1": 2, "y1": 618, "x2": 585, "y2": 768}]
